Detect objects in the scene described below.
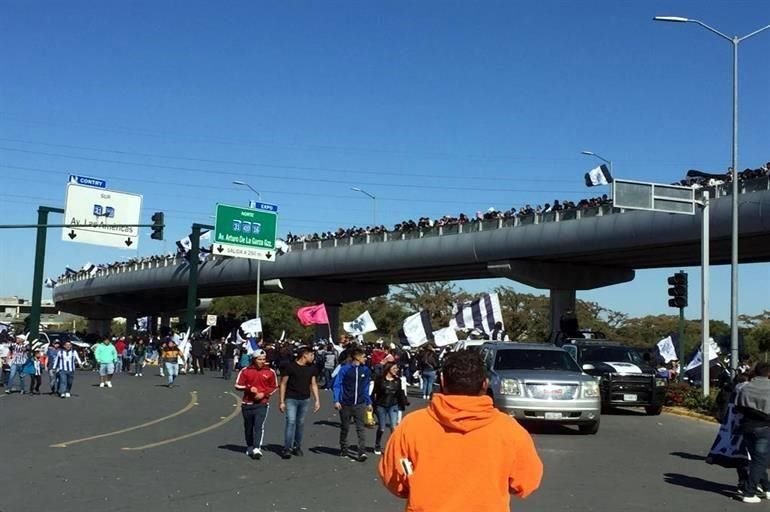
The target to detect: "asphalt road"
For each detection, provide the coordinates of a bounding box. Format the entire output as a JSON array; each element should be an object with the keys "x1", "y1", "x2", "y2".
[{"x1": 0, "y1": 369, "x2": 752, "y2": 512}]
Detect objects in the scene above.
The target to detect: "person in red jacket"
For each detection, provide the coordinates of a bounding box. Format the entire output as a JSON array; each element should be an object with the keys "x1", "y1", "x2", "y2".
[
  {"x1": 378, "y1": 350, "x2": 543, "y2": 512},
  {"x1": 235, "y1": 349, "x2": 278, "y2": 460}
]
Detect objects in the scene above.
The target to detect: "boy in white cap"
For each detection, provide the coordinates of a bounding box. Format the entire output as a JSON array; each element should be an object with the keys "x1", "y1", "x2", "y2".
[{"x1": 235, "y1": 349, "x2": 278, "y2": 459}]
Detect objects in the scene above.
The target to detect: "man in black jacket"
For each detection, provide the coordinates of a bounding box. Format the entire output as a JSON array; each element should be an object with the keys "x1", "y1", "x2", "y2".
[
  {"x1": 190, "y1": 337, "x2": 206, "y2": 375},
  {"x1": 736, "y1": 362, "x2": 770, "y2": 503}
]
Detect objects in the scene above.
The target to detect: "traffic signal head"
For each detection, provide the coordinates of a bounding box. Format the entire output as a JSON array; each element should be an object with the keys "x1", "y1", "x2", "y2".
[
  {"x1": 151, "y1": 212, "x2": 165, "y2": 240},
  {"x1": 667, "y1": 272, "x2": 688, "y2": 308}
]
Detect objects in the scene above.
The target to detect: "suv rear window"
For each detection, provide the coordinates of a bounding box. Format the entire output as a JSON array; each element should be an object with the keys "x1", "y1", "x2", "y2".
[{"x1": 494, "y1": 349, "x2": 581, "y2": 372}]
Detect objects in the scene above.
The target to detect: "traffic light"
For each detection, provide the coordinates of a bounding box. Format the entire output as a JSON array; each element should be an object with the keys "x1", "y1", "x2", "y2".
[
  {"x1": 667, "y1": 271, "x2": 688, "y2": 308},
  {"x1": 151, "y1": 212, "x2": 165, "y2": 240}
]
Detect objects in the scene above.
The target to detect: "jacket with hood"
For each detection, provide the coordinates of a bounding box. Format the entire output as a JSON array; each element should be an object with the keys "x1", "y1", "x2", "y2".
[{"x1": 378, "y1": 393, "x2": 542, "y2": 512}]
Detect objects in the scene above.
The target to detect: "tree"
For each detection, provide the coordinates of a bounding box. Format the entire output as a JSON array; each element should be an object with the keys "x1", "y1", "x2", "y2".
[
  {"x1": 748, "y1": 323, "x2": 770, "y2": 362},
  {"x1": 392, "y1": 282, "x2": 468, "y2": 329}
]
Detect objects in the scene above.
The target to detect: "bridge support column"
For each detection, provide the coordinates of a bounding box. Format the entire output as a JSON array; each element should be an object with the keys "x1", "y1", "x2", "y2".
[
  {"x1": 315, "y1": 304, "x2": 341, "y2": 343},
  {"x1": 87, "y1": 318, "x2": 112, "y2": 338},
  {"x1": 149, "y1": 315, "x2": 158, "y2": 336},
  {"x1": 125, "y1": 313, "x2": 137, "y2": 335},
  {"x1": 549, "y1": 289, "x2": 576, "y2": 343}
]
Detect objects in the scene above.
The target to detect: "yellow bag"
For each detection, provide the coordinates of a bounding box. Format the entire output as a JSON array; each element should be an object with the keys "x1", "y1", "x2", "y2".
[{"x1": 365, "y1": 409, "x2": 377, "y2": 427}]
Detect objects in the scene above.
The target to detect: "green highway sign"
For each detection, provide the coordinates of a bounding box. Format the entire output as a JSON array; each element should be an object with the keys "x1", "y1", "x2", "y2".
[{"x1": 214, "y1": 203, "x2": 278, "y2": 261}]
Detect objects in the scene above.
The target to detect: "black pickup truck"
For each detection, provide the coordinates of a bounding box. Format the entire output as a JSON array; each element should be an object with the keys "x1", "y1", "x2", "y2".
[{"x1": 562, "y1": 340, "x2": 667, "y2": 415}]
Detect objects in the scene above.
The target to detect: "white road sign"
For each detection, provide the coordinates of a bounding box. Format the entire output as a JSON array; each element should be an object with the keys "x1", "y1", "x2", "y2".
[
  {"x1": 62, "y1": 183, "x2": 143, "y2": 249},
  {"x1": 206, "y1": 315, "x2": 218, "y2": 327}
]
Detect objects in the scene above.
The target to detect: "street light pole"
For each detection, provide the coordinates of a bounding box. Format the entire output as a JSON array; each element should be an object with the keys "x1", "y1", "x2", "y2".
[
  {"x1": 653, "y1": 16, "x2": 770, "y2": 372},
  {"x1": 351, "y1": 187, "x2": 377, "y2": 226},
  {"x1": 233, "y1": 180, "x2": 263, "y2": 321},
  {"x1": 580, "y1": 150, "x2": 613, "y2": 177}
]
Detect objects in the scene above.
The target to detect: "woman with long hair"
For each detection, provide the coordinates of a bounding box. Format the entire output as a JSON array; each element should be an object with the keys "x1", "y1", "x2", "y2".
[{"x1": 371, "y1": 362, "x2": 408, "y2": 455}]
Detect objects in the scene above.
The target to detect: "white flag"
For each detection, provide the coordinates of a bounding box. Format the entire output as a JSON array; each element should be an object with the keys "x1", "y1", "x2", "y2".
[
  {"x1": 433, "y1": 327, "x2": 459, "y2": 347},
  {"x1": 343, "y1": 311, "x2": 377, "y2": 335},
  {"x1": 584, "y1": 164, "x2": 613, "y2": 187},
  {"x1": 684, "y1": 338, "x2": 721, "y2": 372},
  {"x1": 656, "y1": 336, "x2": 678, "y2": 363},
  {"x1": 402, "y1": 311, "x2": 432, "y2": 347},
  {"x1": 241, "y1": 318, "x2": 263, "y2": 336}
]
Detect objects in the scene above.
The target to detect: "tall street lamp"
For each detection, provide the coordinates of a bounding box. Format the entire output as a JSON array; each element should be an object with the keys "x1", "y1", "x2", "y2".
[
  {"x1": 654, "y1": 15, "x2": 770, "y2": 372},
  {"x1": 351, "y1": 187, "x2": 377, "y2": 226},
  {"x1": 580, "y1": 150, "x2": 613, "y2": 176},
  {"x1": 233, "y1": 180, "x2": 263, "y2": 321}
]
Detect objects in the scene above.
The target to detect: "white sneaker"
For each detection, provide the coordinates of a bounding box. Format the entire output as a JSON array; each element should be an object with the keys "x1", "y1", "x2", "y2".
[
  {"x1": 99, "y1": 382, "x2": 106, "y2": 388},
  {"x1": 743, "y1": 495, "x2": 761, "y2": 504},
  {"x1": 160, "y1": 372, "x2": 165, "y2": 377},
  {"x1": 253, "y1": 448, "x2": 263, "y2": 460},
  {"x1": 138, "y1": 373, "x2": 142, "y2": 377},
  {"x1": 106, "y1": 381, "x2": 113, "y2": 388},
  {"x1": 65, "y1": 392, "x2": 71, "y2": 398}
]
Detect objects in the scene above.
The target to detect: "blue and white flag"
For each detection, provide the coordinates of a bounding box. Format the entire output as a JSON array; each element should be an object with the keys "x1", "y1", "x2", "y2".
[
  {"x1": 656, "y1": 336, "x2": 678, "y2": 363},
  {"x1": 44, "y1": 278, "x2": 57, "y2": 288},
  {"x1": 450, "y1": 293, "x2": 503, "y2": 335},
  {"x1": 343, "y1": 311, "x2": 377, "y2": 336}
]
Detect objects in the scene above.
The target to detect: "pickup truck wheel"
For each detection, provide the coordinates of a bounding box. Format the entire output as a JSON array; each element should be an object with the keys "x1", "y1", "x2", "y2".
[
  {"x1": 579, "y1": 419, "x2": 600, "y2": 435},
  {"x1": 645, "y1": 405, "x2": 663, "y2": 416}
]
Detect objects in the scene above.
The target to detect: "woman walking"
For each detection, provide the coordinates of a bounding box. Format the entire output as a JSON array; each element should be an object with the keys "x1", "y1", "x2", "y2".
[
  {"x1": 371, "y1": 362, "x2": 408, "y2": 455},
  {"x1": 419, "y1": 346, "x2": 439, "y2": 400}
]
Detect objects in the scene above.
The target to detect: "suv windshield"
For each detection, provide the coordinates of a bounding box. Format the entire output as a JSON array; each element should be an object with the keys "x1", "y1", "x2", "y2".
[
  {"x1": 494, "y1": 349, "x2": 581, "y2": 372},
  {"x1": 581, "y1": 346, "x2": 643, "y2": 365}
]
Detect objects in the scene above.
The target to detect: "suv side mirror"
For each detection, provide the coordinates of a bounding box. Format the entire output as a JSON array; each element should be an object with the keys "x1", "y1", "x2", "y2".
[{"x1": 582, "y1": 364, "x2": 595, "y2": 371}]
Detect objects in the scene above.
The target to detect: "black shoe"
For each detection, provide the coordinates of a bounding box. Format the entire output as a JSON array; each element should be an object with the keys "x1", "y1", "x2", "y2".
[
  {"x1": 280, "y1": 449, "x2": 292, "y2": 460},
  {"x1": 339, "y1": 447, "x2": 348, "y2": 457},
  {"x1": 356, "y1": 452, "x2": 368, "y2": 462},
  {"x1": 291, "y1": 447, "x2": 304, "y2": 457}
]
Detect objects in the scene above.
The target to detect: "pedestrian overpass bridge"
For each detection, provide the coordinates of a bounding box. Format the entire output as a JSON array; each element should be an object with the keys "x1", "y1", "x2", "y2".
[{"x1": 52, "y1": 178, "x2": 770, "y2": 334}]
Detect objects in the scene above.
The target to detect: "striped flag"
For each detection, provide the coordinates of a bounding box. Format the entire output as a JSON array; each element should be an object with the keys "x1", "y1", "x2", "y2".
[{"x1": 450, "y1": 293, "x2": 504, "y2": 335}]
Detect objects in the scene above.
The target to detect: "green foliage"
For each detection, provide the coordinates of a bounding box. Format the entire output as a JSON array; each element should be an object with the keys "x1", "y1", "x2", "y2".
[{"x1": 665, "y1": 382, "x2": 717, "y2": 416}]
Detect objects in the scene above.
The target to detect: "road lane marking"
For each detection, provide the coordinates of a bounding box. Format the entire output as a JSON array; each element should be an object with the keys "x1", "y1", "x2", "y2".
[
  {"x1": 50, "y1": 391, "x2": 198, "y2": 448},
  {"x1": 121, "y1": 392, "x2": 240, "y2": 451}
]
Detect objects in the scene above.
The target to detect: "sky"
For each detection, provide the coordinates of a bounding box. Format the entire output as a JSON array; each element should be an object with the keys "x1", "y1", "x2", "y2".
[{"x1": 1, "y1": 1, "x2": 769, "y2": 322}]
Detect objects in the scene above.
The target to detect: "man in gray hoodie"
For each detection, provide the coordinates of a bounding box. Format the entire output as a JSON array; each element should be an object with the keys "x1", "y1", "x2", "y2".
[{"x1": 736, "y1": 362, "x2": 770, "y2": 503}]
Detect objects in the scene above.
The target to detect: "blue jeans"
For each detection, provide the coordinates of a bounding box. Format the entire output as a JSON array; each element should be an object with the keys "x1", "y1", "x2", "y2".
[
  {"x1": 223, "y1": 358, "x2": 234, "y2": 380},
  {"x1": 7, "y1": 363, "x2": 26, "y2": 391},
  {"x1": 284, "y1": 398, "x2": 311, "y2": 451},
  {"x1": 165, "y1": 362, "x2": 179, "y2": 384},
  {"x1": 421, "y1": 370, "x2": 436, "y2": 398},
  {"x1": 58, "y1": 371, "x2": 74, "y2": 395},
  {"x1": 743, "y1": 428, "x2": 770, "y2": 497},
  {"x1": 375, "y1": 404, "x2": 400, "y2": 431},
  {"x1": 48, "y1": 368, "x2": 60, "y2": 393}
]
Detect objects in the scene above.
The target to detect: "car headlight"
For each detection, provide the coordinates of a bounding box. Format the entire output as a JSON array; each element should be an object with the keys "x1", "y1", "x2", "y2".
[
  {"x1": 582, "y1": 381, "x2": 600, "y2": 398},
  {"x1": 500, "y1": 378, "x2": 521, "y2": 396},
  {"x1": 655, "y1": 378, "x2": 668, "y2": 387}
]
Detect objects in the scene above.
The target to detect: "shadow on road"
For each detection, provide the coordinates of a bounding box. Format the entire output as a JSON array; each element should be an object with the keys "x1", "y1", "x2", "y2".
[
  {"x1": 670, "y1": 451, "x2": 707, "y2": 461},
  {"x1": 663, "y1": 473, "x2": 736, "y2": 498},
  {"x1": 310, "y1": 445, "x2": 343, "y2": 456},
  {"x1": 522, "y1": 423, "x2": 583, "y2": 436},
  {"x1": 314, "y1": 420, "x2": 341, "y2": 428},
  {"x1": 606, "y1": 407, "x2": 648, "y2": 416},
  {"x1": 218, "y1": 444, "x2": 246, "y2": 454}
]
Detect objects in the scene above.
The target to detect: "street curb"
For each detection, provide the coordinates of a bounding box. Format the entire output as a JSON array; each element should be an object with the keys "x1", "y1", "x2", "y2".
[{"x1": 663, "y1": 406, "x2": 718, "y2": 423}]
